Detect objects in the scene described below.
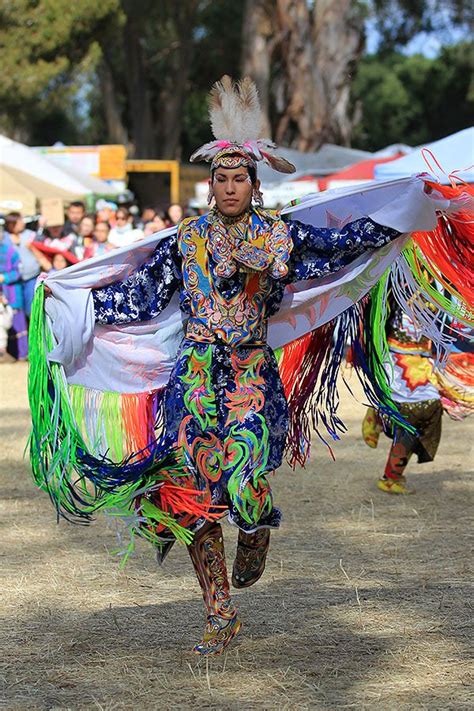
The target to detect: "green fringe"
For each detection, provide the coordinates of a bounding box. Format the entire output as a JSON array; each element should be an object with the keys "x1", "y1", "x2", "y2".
[
  {"x1": 28, "y1": 284, "x2": 96, "y2": 519},
  {"x1": 69, "y1": 384, "x2": 126, "y2": 461},
  {"x1": 27, "y1": 284, "x2": 193, "y2": 557},
  {"x1": 402, "y1": 244, "x2": 474, "y2": 324},
  {"x1": 365, "y1": 269, "x2": 394, "y2": 400}
]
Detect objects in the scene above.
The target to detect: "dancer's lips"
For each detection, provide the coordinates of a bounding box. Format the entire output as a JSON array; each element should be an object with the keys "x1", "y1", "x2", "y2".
[{"x1": 224, "y1": 199, "x2": 238, "y2": 204}]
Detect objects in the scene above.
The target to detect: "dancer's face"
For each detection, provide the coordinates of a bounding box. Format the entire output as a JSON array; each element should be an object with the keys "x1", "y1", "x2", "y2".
[{"x1": 211, "y1": 167, "x2": 257, "y2": 217}]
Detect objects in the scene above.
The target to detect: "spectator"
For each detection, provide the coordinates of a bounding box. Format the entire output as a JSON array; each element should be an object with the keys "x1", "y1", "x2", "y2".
[
  {"x1": 84, "y1": 222, "x2": 115, "y2": 259},
  {"x1": 142, "y1": 206, "x2": 156, "y2": 224},
  {"x1": 0, "y1": 290, "x2": 14, "y2": 363},
  {"x1": 143, "y1": 210, "x2": 169, "y2": 236},
  {"x1": 61, "y1": 201, "x2": 86, "y2": 238},
  {"x1": 0, "y1": 229, "x2": 28, "y2": 360},
  {"x1": 137, "y1": 206, "x2": 156, "y2": 230},
  {"x1": 74, "y1": 215, "x2": 96, "y2": 260},
  {"x1": 95, "y1": 200, "x2": 117, "y2": 226},
  {"x1": 50, "y1": 252, "x2": 75, "y2": 272},
  {"x1": 4, "y1": 212, "x2": 41, "y2": 318},
  {"x1": 166, "y1": 203, "x2": 183, "y2": 226},
  {"x1": 108, "y1": 207, "x2": 144, "y2": 248},
  {"x1": 29, "y1": 242, "x2": 79, "y2": 275},
  {"x1": 79, "y1": 215, "x2": 95, "y2": 239}
]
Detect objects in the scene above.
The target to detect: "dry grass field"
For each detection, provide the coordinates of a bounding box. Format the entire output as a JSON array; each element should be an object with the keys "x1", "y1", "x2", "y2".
[{"x1": 1, "y1": 362, "x2": 473, "y2": 710}]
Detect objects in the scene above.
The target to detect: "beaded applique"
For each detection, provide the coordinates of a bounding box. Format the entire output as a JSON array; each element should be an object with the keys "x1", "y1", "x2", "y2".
[
  {"x1": 206, "y1": 207, "x2": 292, "y2": 280},
  {"x1": 177, "y1": 209, "x2": 292, "y2": 345}
]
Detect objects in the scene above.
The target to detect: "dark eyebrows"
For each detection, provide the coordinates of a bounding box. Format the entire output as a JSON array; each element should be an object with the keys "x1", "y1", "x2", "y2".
[{"x1": 214, "y1": 171, "x2": 248, "y2": 180}]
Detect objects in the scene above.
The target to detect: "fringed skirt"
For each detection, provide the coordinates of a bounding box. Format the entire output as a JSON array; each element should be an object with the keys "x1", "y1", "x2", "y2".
[{"x1": 141, "y1": 339, "x2": 289, "y2": 542}]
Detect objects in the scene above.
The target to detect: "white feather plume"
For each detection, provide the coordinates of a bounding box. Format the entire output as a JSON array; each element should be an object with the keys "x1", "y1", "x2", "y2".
[
  {"x1": 209, "y1": 75, "x2": 237, "y2": 141},
  {"x1": 209, "y1": 75, "x2": 262, "y2": 143},
  {"x1": 234, "y1": 77, "x2": 262, "y2": 143},
  {"x1": 191, "y1": 75, "x2": 296, "y2": 174}
]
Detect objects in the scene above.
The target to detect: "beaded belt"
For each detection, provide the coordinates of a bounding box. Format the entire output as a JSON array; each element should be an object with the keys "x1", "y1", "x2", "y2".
[{"x1": 185, "y1": 318, "x2": 267, "y2": 347}]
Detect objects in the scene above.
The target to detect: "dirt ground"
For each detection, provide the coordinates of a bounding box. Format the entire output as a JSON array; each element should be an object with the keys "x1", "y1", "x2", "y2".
[{"x1": 1, "y1": 362, "x2": 473, "y2": 710}]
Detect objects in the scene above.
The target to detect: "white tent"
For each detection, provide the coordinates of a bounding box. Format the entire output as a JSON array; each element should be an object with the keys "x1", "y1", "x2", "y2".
[
  {"x1": 44, "y1": 157, "x2": 120, "y2": 196},
  {"x1": 0, "y1": 134, "x2": 91, "y2": 213},
  {"x1": 374, "y1": 127, "x2": 474, "y2": 183},
  {"x1": 0, "y1": 167, "x2": 38, "y2": 215}
]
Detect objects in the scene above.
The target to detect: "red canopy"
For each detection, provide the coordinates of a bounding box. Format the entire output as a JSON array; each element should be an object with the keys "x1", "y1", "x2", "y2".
[{"x1": 319, "y1": 154, "x2": 403, "y2": 191}]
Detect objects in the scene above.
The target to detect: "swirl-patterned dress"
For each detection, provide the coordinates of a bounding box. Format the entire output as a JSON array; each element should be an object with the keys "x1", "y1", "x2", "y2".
[{"x1": 92, "y1": 207, "x2": 399, "y2": 541}]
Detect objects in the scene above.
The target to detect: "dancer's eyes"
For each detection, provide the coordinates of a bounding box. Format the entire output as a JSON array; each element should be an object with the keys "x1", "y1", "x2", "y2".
[{"x1": 215, "y1": 175, "x2": 247, "y2": 183}]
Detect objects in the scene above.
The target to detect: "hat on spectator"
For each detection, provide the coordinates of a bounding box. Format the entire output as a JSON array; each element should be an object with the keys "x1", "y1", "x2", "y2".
[{"x1": 31, "y1": 241, "x2": 79, "y2": 266}]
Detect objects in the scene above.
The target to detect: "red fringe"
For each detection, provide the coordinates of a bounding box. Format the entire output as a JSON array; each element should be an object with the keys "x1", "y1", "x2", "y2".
[
  {"x1": 146, "y1": 480, "x2": 225, "y2": 535},
  {"x1": 121, "y1": 390, "x2": 164, "y2": 457},
  {"x1": 278, "y1": 332, "x2": 314, "y2": 398},
  {"x1": 281, "y1": 325, "x2": 334, "y2": 468},
  {"x1": 412, "y1": 182, "x2": 474, "y2": 308}
]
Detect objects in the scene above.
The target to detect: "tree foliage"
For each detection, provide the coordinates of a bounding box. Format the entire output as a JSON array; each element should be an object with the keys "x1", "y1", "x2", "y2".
[
  {"x1": 368, "y1": 0, "x2": 473, "y2": 52},
  {"x1": 0, "y1": 0, "x2": 119, "y2": 141},
  {"x1": 351, "y1": 42, "x2": 474, "y2": 150},
  {"x1": 0, "y1": 0, "x2": 471, "y2": 155}
]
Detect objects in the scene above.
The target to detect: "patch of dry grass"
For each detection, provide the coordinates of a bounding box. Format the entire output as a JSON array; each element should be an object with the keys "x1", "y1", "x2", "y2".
[{"x1": 1, "y1": 363, "x2": 473, "y2": 710}]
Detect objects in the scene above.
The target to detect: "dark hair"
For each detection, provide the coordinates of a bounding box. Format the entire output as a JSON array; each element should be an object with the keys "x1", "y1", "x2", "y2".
[
  {"x1": 248, "y1": 166, "x2": 257, "y2": 184},
  {"x1": 4, "y1": 212, "x2": 22, "y2": 232},
  {"x1": 68, "y1": 201, "x2": 85, "y2": 210},
  {"x1": 80, "y1": 214, "x2": 96, "y2": 223},
  {"x1": 116, "y1": 207, "x2": 130, "y2": 219}
]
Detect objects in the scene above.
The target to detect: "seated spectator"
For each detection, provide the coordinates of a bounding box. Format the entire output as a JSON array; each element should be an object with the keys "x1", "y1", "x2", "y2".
[
  {"x1": 84, "y1": 222, "x2": 115, "y2": 259},
  {"x1": 61, "y1": 201, "x2": 86, "y2": 238},
  {"x1": 4, "y1": 212, "x2": 41, "y2": 318},
  {"x1": 96, "y1": 200, "x2": 117, "y2": 227},
  {"x1": 166, "y1": 203, "x2": 183, "y2": 226},
  {"x1": 74, "y1": 215, "x2": 96, "y2": 260},
  {"x1": 143, "y1": 211, "x2": 169, "y2": 236},
  {"x1": 29, "y1": 242, "x2": 79, "y2": 275},
  {"x1": 108, "y1": 207, "x2": 144, "y2": 247},
  {"x1": 137, "y1": 206, "x2": 156, "y2": 230}
]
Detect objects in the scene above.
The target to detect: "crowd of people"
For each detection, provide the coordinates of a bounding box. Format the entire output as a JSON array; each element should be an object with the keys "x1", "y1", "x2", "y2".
[{"x1": 0, "y1": 199, "x2": 185, "y2": 362}]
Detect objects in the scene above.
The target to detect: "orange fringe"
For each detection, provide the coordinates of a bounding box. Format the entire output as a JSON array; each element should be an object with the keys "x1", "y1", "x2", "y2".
[{"x1": 412, "y1": 182, "x2": 474, "y2": 308}]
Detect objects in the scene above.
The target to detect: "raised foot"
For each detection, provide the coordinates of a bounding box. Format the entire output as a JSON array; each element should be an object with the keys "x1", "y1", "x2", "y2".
[
  {"x1": 232, "y1": 528, "x2": 270, "y2": 589},
  {"x1": 193, "y1": 614, "x2": 242, "y2": 656}
]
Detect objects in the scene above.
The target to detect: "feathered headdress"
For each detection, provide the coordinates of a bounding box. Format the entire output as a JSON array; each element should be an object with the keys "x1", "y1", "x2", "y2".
[{"x1": 190, "y1": 75, "x2": 296, "y2": 174}]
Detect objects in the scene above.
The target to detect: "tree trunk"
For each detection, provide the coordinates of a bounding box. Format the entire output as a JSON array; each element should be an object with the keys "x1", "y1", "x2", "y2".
[
  {"x1": 122, "y1": 12, "x2": 156, "y2": 158},
  {"x1": 240, "y1": 0, "x2": 277, "y2": 137},
  {"x1": 273, "y1": 0, "x2": 325, "y2": 150},
  {"x1": 97, "y1": 59, "x2": 129, "y2": 146},
  {"x1": 155, "y1": 2, "x2": 198, "y2": 159},
  {"x1": 312, "y1": 0, "x2": 365, "y2": 146},
  {"x1": 241, "y1": 0, "x2": 365, "y2": 149}
]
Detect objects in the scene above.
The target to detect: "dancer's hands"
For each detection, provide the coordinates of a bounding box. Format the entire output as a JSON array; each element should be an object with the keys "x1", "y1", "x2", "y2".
[{"x1": 37, "y1": 275, "x2": 52, "y2": 297}]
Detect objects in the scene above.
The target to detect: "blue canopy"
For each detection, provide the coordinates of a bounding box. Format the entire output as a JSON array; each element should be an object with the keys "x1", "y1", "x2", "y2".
[{"x1": 374, "y1": 127, "x2": 474, "y2": 184}]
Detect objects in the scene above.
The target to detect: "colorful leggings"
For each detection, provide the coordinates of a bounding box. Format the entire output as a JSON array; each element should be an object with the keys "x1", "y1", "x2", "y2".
[
  {"x1": 384, "y1": 399, "x2": 442, "y2": 479},
  {"x1": 384, "y1": 429, "x2": 417, "y2": 479}
]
